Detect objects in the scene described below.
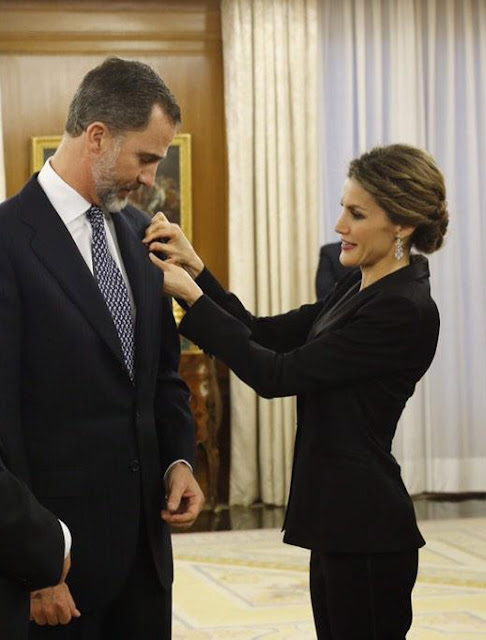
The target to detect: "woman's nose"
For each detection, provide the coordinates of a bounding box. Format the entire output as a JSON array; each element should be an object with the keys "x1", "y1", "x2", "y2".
[{"x1": 334, "y1": 213, "x2": 347, "y2": 235}]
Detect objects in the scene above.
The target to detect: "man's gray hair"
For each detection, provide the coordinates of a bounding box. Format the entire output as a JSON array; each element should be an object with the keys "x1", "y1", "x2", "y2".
[{"x1": 65, "y1": 57, "x2": 181, "y2": 136}]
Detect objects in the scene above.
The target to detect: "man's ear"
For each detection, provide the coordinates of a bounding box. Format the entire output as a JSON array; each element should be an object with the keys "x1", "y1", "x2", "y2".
[{"x1": 85, "y1": 122, "x2": 108, "y2": 154}]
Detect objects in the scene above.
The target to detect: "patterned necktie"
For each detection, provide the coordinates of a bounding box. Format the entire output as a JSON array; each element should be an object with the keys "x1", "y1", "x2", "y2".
[{"x1": 86, "y1": 205, "x2": 135, "y2": 380}]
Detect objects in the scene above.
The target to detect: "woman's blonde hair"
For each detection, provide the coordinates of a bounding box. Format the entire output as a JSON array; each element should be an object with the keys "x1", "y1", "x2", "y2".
[{"x1": 348, "y1": 144, "x2": 449, "y2": 253}]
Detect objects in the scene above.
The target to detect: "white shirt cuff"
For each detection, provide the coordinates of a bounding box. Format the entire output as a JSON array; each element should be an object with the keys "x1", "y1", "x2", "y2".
[{"x1": 58, "y1": 519, "x2": 72, "y2": 559}]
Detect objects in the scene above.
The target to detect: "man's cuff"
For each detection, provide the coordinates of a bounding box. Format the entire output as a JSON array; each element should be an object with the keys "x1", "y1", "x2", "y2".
[
  {"x1": 163, "y1": 459, "x2": 193, "y2": 483},
  {"x1": 58, "y1": 519, "x2": 72, "y2": 559}
]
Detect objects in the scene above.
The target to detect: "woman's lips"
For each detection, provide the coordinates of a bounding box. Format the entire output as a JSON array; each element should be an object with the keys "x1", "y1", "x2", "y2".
[{"x1": 341, "y1": 241, "x2": 356, "y2": 251}]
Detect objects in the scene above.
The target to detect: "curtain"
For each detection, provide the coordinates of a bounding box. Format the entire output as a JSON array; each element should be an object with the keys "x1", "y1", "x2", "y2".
[
  {"x1": 221, "y1": 0, "x2": 319, "y2": 505},
  {"x1": 319, "y1": 0, "x2": 486, "y2": 493},
  {"x1": 0, "y1": 79, "x2": 6, "y2": 201}
]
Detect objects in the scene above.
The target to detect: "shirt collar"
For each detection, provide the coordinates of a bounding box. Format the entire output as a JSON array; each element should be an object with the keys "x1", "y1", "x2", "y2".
[{"x1": 37, "y1": 158, "x2": 92, "y2": 224}]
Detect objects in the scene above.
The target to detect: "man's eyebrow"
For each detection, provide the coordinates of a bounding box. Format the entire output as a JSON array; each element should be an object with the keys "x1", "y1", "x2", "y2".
[{"x1": 138, "y1": 152, "x2": 164, "y2": 162}]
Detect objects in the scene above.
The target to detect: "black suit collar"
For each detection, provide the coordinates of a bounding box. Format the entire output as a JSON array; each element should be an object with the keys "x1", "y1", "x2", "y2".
[
  {"x1": 331, "y1": 254, "x2": 429, "y2": 296},
  {"x1": 309, "y1": 256, "x2": 431, "y2": 340},
  {"x1": 358, "y1": 254, "x2": 430, "y2": 293}
]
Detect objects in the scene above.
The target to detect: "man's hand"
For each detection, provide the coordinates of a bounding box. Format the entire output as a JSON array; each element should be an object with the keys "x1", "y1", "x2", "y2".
[
  {"x1": 162, "y1": 462, "x2": 205, "y2": 529},
  {"x1": 30, "y1": 581, "x2": 81, "y2": 626}
]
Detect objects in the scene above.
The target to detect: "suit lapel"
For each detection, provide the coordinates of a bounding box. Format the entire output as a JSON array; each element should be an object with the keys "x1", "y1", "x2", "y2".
[
  {"x1": 112, "y1": 208, "x2": 162, "y2": 379},
  {"x1": 18, "y1": 177, "x2": 126, "y2": 371},
  {"x1": 307, "y1": 270, "x2": 361, "y2": 340}
]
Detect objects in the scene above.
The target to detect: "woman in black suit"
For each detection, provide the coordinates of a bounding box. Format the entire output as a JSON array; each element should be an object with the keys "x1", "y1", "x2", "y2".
[{"x1": 145, "y1": 144, "x2": 449, "y2": 639}]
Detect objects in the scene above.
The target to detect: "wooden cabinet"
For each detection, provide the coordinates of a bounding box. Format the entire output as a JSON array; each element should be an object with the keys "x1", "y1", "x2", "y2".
[{"x1": 180, "y1": 351, "x2": 222, "y2": 509}]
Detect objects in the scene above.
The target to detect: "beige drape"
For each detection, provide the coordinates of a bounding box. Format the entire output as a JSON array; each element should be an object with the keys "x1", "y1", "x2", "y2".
[{"x1": 221, "y1": 0, "x2": 319, "y2": 505}]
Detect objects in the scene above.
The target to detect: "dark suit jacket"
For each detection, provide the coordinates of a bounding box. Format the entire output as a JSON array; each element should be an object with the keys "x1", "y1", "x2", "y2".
[
  {"x1": 0, "y1": 449, "x2": 64, "y2": 639},
  {"x1": 180, "y1": 257, "x2": 438, "y2": 554},
  {"x1": 0, "y1": 176, "x2": 196, "y2": 613},
  {"x1": 315, "y1": 241, "x2": 354, "y2": 299}
]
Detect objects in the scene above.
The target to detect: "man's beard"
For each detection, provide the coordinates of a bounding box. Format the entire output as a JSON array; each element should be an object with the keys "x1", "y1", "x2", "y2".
[{"x1": 92, "y1": 142, "x2": 139, "y2": 212}]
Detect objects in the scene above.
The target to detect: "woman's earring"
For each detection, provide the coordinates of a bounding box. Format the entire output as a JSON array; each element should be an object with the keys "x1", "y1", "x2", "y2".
[{"x1": 395, "y1": 236, "x2": 404, "y2": 261}]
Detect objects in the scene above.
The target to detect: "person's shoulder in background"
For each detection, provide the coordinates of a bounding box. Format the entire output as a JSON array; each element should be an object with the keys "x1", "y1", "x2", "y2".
[{"x1": 315, "y1": 241, "x2": 352, "y2": 299}]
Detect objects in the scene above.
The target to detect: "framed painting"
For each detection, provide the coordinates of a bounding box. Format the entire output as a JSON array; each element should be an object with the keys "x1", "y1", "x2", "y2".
[
  {"x1": 30, "y1": 136, "x2": 63, "y2": 173},
  {"x1": 30, "y1": 133, "x2": 196, "y2": 346}
]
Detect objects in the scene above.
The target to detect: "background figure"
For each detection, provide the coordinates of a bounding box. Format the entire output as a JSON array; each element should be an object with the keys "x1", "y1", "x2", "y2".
[
  {"x1": 315, "y1": 240, "x2": 354, "y2": 299},
  {"x1": 145, "y1": 143, "x2": 449, "y2": 639},
  {"x1": 0, "y1": 449, "x2": 67, "y2": 639},
  {"x1": 0, "y1": 57, "x2": 204, "y2": 639}
]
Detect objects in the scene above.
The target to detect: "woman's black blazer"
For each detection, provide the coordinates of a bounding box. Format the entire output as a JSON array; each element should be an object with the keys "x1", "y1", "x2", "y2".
[{"x1": 180, "y1": 256, "x2": 439, "y2": 554}]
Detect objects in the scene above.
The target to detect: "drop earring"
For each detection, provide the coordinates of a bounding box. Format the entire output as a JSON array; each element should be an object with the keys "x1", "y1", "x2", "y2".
[{"x1": 395, "y1": 236, "x2": 404, "y2": 261}]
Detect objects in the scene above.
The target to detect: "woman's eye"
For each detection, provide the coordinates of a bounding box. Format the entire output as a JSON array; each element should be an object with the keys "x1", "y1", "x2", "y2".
[{"x1": 351, "y1": 211, "x2": 364, "y2": 220}]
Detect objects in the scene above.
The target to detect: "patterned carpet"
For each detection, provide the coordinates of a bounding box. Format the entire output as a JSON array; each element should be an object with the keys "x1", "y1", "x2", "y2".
[{"x1": 171, "y1": 517, "x2": 486, "y2": 639}]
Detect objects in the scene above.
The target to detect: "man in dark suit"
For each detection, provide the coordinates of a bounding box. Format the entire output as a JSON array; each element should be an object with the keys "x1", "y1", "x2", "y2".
[
  {"x1": 0, "y1": 57, "x2": 204, "y2": 639},
  {"x1": 0, "y1": 448, "x2": 69, "y2": 638},
  {"x1": 315, "y1": 241, "x2": 353, "y2": 299}
]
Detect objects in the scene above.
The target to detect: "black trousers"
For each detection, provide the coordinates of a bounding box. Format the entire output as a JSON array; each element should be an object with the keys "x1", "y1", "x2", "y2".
[
  {"x1": 29, "y1": 521, "x2": 171, "y2": 640},
  {"x1": 309, "y1": 549, "x2": 418, "y2": 640}
]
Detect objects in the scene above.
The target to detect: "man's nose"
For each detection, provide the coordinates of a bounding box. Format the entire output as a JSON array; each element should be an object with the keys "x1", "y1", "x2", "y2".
[{"x1": 139, "y1": 167, "x2": 157, "y2": 189}]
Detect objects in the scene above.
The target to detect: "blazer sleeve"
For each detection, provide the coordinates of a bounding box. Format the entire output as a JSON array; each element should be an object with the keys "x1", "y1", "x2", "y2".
[
  {"x1": 154, "y1": 295, "x2": 196, "y2": 472},
  {"x1": 192, "y1": 268, "x2": 324, "y2": 353},
  {"x1": 178, "y1": 290, "x2": 428, "y2": 399},
  {"x1": 0, "y1": 455, "x2": 64, "y2": 590},
  {"x1": 0, "y1": 230, "x2": 64, "y2": 590}
]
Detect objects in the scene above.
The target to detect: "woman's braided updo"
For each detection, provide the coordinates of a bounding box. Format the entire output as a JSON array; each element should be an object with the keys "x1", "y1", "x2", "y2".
[{"x1": 348, "y1": 144, "x2": 449, "y2": 253}]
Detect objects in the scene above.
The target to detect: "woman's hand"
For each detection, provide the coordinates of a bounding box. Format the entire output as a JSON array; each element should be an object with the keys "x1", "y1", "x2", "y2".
[
  {"x1": 149, "y1": 253, "x2": 203, "y2": 306},
  {"x1": 143, "y1": 212, "x2": 204, "y2": 279}
]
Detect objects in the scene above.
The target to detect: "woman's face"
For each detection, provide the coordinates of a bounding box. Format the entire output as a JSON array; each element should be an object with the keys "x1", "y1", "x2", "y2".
[{"x1": 335, "y1": 178, "x2": 400, "y2": 275}]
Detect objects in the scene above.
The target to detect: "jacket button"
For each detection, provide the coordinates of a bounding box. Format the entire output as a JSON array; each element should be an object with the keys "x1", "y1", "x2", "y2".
[{"x1": 129, "y1": 459, "x2": 140, "y2": 472}]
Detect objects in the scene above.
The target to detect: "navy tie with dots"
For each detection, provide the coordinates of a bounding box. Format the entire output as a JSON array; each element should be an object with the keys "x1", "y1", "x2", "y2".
[{"x1": 86, "y1": 205, "x2": 135, "y2": 380}]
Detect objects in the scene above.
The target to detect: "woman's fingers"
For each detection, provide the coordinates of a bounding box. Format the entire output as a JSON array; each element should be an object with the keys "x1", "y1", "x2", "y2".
[
  {"x1": 144, "y1": 226, "x2": 172, "y2": 245},
  {"x1": 151, "y1": 211, "x2": 169, "y2": 224},
  {"x1": 148, "y1": 240, "x2": 175, "y2": 255},
  {"x1": 143, "y1": 213, "x2": 177, "y2": 244},
  {"x1": 144, "y1": 214, "x2": 203, "y2": 277},
  {"x1": 149, "y1": 252, "x2": 168, "y2": 269}
]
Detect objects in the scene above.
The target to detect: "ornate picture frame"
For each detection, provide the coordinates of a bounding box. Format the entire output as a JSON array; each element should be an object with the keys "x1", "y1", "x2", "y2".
[{"x1": 31, "y1": 133, "x2": 192, "y2": 241}]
